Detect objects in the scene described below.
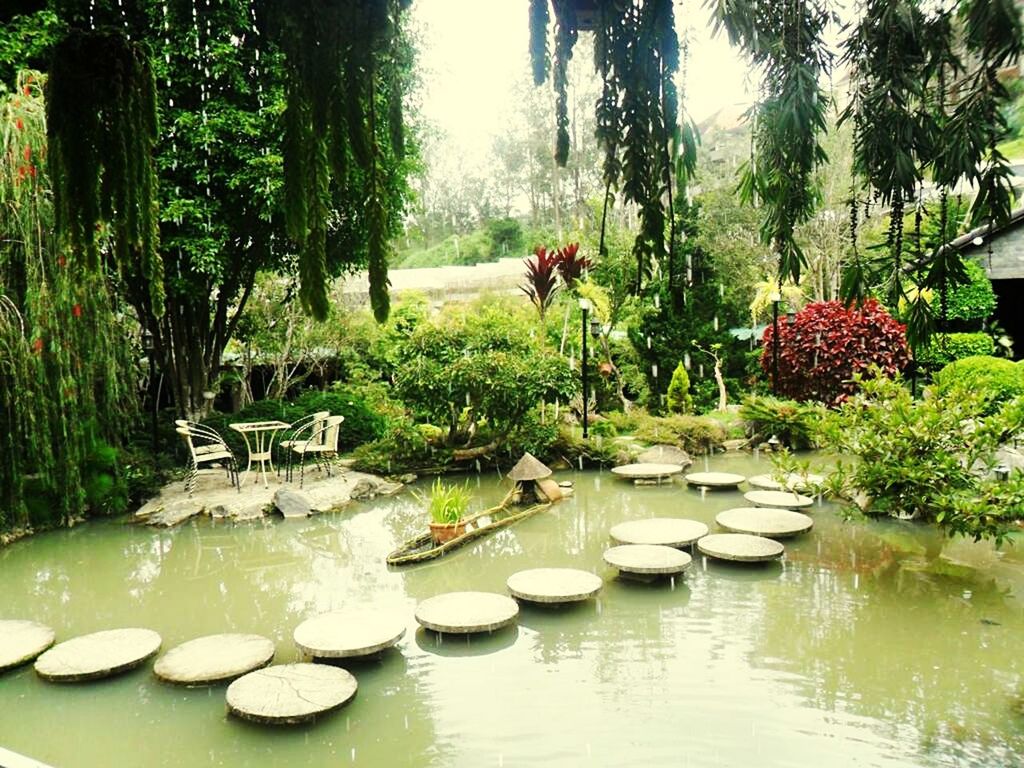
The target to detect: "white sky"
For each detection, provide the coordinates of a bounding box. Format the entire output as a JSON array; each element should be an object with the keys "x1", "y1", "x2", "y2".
[{"x1": 412, "y1": 0, "x2": 752, "y2": 161}]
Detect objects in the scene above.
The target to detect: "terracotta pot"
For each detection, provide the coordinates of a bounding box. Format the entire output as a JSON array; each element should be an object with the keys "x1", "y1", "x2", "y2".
[
  {"x1": 429, "y1": 520, "x2": 466, "y2": 545},
  {"x1": 598, "y1": 362, "x2": 613, "y2": 376}
]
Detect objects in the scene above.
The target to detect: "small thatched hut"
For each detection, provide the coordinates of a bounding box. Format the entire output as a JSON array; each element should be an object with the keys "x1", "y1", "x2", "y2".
[{"x1": 508, "y1": 453, "x2": 563, "y2": 503}]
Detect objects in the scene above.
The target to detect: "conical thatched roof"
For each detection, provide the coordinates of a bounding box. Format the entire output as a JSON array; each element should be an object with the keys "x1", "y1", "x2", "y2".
[{"x1": 507, "y1": 452, "x2": 552, "y2": 482}]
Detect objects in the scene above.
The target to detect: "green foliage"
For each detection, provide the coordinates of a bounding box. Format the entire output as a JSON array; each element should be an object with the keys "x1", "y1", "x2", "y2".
[
  {"x1": 817, "y1": 374, "x2": 1024, "y2": 543},
  {"x1": 945, "y1": 259, "x2": 996, "y2": 323},
  {"x1": 632, "y1": 413, "x2": 726, "y2": 454},
  {"x1": 666, "y1": 363, "x2": 692, "y2": 414},
  {"x1": 506, "y1": 414, "x2": 560, "y2": 461},
  {"x1": 932, "y1": 356, "x2": 1024, "y2": 414},
  {"x1": 487, "y1": 217, "x2": 524, "y2": 259},
  {"x1": 739, "y1": 394, "x2": 824, "y2": 450},
  {"x1": 416, "y1": 477, "x2": 472, "y2": 524},
  {"x1": 0, "y1": 10, "x2": 61, "y2": 89},
  {"x1": 915, "y1": 332, "x2": 995, "y2": 368},
  {"x1": 349, "y1": 419, "x2": 439, "y2": 475}
]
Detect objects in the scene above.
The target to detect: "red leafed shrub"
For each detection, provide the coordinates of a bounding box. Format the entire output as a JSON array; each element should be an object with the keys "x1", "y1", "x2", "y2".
[{"x1": 761, "y1": 299, "x2": 909, "y2": 404}]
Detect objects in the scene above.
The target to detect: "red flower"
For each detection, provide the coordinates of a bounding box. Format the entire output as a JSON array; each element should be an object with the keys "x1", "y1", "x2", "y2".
[
  {"x1": 27, "y1": 165, "x2": 36, "y2": 178},
  {"x1": 32, "y1": 338, "x2": 43, "y2": 353},
  {"x1": 23, "y1": 86, "x2": 30, "y2": 96},
  {"x1": 72, "y1": 304, "x2": 82, "y2": 318},
  {"x1": 15, "y1": 118, "x2": 23, "y2": 131},
  {"x1": 57, "y1": 255, "x2": 66, "y2": 268},
  {"x1": 23, "y1": 146, "x2": 31, "y2": 162}
]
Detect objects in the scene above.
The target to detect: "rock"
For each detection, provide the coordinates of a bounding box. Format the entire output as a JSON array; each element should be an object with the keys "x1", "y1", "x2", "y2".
[
  {"x1": 398, "y1": 473, "x2": 418, "y2": 484},
  {"x1": 274, "y1": 489, "x2": 313, "y2": 519},
  {"x1": 722, "y1": 439, "x2": 749, "y2": 452},
  {"x1": 348, "y1": 478, "x2": 377, "y2": 501},
  {"x1": 534, "y1": 478, "x2": 563, "y2": 502},
  {"x1": 376, "y1": 481, "x2": 405, "y2": 496},
  {"x1": 637, "y1": 445, "x2": 692, "y2": 468}
]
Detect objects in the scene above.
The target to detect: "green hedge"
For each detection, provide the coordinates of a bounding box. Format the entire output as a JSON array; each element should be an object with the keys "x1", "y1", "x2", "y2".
[
  {"x1": 945, "y1": 260, "x2": 996, "y2": 322},
  {"x1": 915, "y1": 332, "x2": 995, "y2": 368},
  {"x1": 933, "y1": 356, "x2": 1024, "y2": 414}
]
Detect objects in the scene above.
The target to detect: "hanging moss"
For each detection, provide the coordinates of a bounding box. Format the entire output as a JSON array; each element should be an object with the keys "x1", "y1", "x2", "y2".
[
  {"x1": 265, "y1": 0, "x2": 410, "y2": 323},
  {"x1": 47, "y1": 28, "x2": 164, "y2": 318}
]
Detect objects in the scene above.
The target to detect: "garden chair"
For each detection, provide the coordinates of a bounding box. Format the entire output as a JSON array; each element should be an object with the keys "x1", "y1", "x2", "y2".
[
  {"x1": 278, "y1": 410, "x2": 329, "y2": 479},
  {"x1": 286, "y1": 415, "x2": 345, "y2": 488},
  {"x1": 175, "y1": 420, "x2": 239, "y2": 496}
]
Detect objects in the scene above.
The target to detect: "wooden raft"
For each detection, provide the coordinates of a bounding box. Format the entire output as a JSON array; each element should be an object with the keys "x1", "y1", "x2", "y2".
[{"x1": 387, "y1": 489, "x2": 550, "y2": 566}]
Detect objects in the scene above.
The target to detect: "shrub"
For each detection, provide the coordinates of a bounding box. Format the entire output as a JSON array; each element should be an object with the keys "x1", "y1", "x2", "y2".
[
  {"x1": 816, "y1": 374, "x2": 1024, "y2": 542},
  {"x1": 739, "y1": 394, "x2": 824, "y2": 449},
  {"x1": 762, "y1": 299, "x2": 909, "y2": 404},
  {"x1": 932, "y1": 356, "x2": 1024, "y2": 414},
  {"x1": 945, "y1": 259, "x2": 996, "y2": 323},
  {"x1": 349, "y1": 419, "x2": 440, "y2": 475},
  {"x1": 293, "y1": 389, "x2": 387, "y2": 450},
  {"x1": 633, "y1": 413, "x2": 726, "y2": 453},
  {"x1": 666, "y1": 362, "x2": 693, "y2": 414},
  {"x1": 915, "y1": 333, "x2": 995, "y2": 368}
]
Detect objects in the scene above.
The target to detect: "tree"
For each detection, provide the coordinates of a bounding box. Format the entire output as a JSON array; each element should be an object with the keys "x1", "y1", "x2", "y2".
[{"x1": 666, "y1": 363, "x2": 692, "y2": 414}]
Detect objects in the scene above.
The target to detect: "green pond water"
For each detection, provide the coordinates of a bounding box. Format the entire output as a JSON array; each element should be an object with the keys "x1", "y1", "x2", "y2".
[{"x1": 1, "y1": 452, "x2": 1023, "y2": 767}]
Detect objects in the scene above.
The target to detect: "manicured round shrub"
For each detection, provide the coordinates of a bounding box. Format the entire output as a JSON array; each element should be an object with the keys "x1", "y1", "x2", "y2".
[
  {"x1": 915, "y1": 332, "x2": 995, "y2": 368},
  {"x1": 761, "y1": 299, "x2": 909, "y2": 405},
  {"x1": 932, "y1": 355, "x2": 1024, "y2": 413},
  {"x1": 293, "y1": 389, "x2": 387, "y2": 450}
]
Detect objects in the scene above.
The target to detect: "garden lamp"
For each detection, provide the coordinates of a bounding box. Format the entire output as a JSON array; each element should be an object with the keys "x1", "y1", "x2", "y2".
[
  {"x1": 590, "y1": 315, "x2": 602, "y2": 339},
  {"x1": 767, "y1": 434, "x2": 781, "y2": 452},
  {"x1": 995, "y1": 464, "x2": 1010, "y2": 482}
]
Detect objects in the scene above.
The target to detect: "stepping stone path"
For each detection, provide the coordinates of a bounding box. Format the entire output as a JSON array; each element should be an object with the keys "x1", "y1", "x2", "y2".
[
  {"x1": 747, "y1": 473, "x2": 824, "y2": 492},
  {"x1": 698, "y1": 533, "x2": 784, "y2": 563},
  {"x1": 610, "y1": 463, "x2": 683, "y2": 482},
  {"x1": 684, "y1": 472, "x2": 746, "y2": 488},
  {"x1": 35, "y1": 628, "x2": 161, "y2": 682},
  {"x1": 226, "y1": 663, "x2": 357, "y2": 725},
  {"x1": 294, "y1": 609, "x2": 406, "y2": 659},
  {"x1": 0, "y1": 620, "x2": 55, "y2": 672},
  {"x1": 744, "y1": 490, "x2": 814, "y2": 509},
  {"x1": 154, "y1": 633, "x2": 275, "y2": 685},
  {"x1": 609, "y1": 518, "x2": 709, "y2": 548},
  {"x1": 715, "y1": 507, "x2": 813, "y2": 539},
  {"x1": 603, "y1": 544, "x2": 692, "y2": 576},
  {"x1": 506, "y1": 568, "x2": 603, "y2": 604},
  {"x1": 415, "y1": 592, "x2": 519, "y2": 634}
]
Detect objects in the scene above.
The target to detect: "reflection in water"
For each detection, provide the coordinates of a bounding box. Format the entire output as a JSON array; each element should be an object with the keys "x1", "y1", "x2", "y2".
[{"x1": 1, "y1": 454, "x2": 1022, "y2": 767}]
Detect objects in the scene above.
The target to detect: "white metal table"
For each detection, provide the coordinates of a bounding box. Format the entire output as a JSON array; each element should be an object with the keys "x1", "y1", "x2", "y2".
[{"x1": 229, "y1": 420, "x2": 290, "y2": 488}]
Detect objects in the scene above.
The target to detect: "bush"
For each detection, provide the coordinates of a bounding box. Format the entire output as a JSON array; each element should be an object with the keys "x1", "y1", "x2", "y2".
[
  {"x1": 932, "y1": 356, "x2": 1024, "y2": 414},
  {"x1": 349, "y1": 419, "x2": 440, "y2": 475},
  {"x1": 666, "y1": 362, "x2": 693, "y2": 414},
  {"x1": 915, "y1": 333, "x2": 995, "y2": 368},
  {"x1": 945, "y1": 259, "x2": 996, "y2": 324},
  {"x1": 633, "y1": 413, "x2": 726, "y2": 453},
  {"x1": 739, "y1": 394, "x2": 824, "y2": 449},
  {"x1": 762, "y1": 299, "x2": 909, "y2": 404}
]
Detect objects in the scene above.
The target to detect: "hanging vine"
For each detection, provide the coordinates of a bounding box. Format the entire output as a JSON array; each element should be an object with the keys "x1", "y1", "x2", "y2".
[
  {"x1": 263, "y1": 0, "x2": 412, "y2": 322},
  {"x1": 531, "y1": 0, "x2": 697, "y2": 293}
]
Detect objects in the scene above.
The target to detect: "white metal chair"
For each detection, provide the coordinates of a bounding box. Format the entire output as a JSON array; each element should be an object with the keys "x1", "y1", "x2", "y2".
[
  {"x1": 175, "y1": 420, "x2": 239, "y2": 496},
  {"x1": 287, "y1": 415, "x2": 345, "y2": 488},
  {"x1": 278, "y1": 411, "x2": 329, "y2": 479}
]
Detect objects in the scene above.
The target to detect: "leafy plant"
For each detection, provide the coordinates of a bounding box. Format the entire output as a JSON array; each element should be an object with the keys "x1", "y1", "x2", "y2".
[
  {"x1": 932, "y1": 355, "x2": 1024, "y2": 414},
  {"x1": 521, "y1": 246, "x2": 561, "y2": 320},
  {"x1": 739, "y1": 394, "x2": 824, "y2": 450},
  {"x1": 633, "y1": 413, "x2": 726, "y2": 454},
  {"x1": 666, "y1": 362, "x2": 692, "y2": 414},
  {"x1": 555, "y1": 242, "x2": 590, "y2": 289},
  {"x1": 762, "y1": 299, "x2": 909, "y2": 404},
  {"x1": 416, "y1": 478, "x2": 472, "y2": 525},
  {"x1": 915, "y1": 332, "x2": 994, "y2": 368}
]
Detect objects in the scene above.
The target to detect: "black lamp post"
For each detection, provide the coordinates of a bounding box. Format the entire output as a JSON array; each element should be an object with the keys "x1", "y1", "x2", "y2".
[
  {"x1": 141, "y1": 327, "x2": 158, "y2": 463},
  {"x1": 580, "y1": 298, "x2": 590, "y2": 439},
  {"x1": 770, "y1": 290, "x2": 781, "y2": 395}
]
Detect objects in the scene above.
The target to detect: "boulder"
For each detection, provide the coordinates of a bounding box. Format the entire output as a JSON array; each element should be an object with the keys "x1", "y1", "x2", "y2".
[
  {"x1": 636, "y1": 444, "x2": 692, "y2": 468},
  {"x1": 274, "y1": 489, "x2": 313, "y2": 519}
]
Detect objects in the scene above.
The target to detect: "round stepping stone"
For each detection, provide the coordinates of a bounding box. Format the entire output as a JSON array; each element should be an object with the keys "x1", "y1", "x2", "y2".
[
  {"x1": 684, "y1": 471, "x2": 746, "y2": 488},
  {"x1": 698, "y1": 533, "x2": 784, "y2": 562},
  {"x1": 154, "y1": 633, "x2": 274, "y2": 685},
  {"x1": 0, "y1": 620, "x2": 55, "y2": 672},
  {"x1": 415, "y1": 591, "x2": 519, "y2": 634},
  {"x1": 609, "y1": 518, "x2": 709, "y2": 548},
  {"x1": 716, "y1": 507, "x2": 813, "y2": 539},
  {"x1": 747, "y1": 473, "x2": 824, "y2": 491},
  {"x1": 603, "y1": 544, "x2": 692, "y2": 576},
  {"x1": 744, "y1": 490, "x2": 814, "y2": 509},
  {"x1": 226, "y1": 663, "x2": 356, "y2": 725},
  {"x1": 294, "y1": 609, "x2": 406, "y2": 659},
  {"x1": 506, "y1": 568, "x2": 603, "y2": 604},
  {"x1": 34, "y1": 628, "x2": 161, "y2": 682},
  {"x1": 610, "y1": 463, "x2": 683, "y2": 480}
]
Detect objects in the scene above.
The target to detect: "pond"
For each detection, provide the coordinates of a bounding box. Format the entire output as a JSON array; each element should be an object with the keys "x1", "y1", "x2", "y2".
[{"x1": 1, "y1": 452, "x2": 1023, "y2": 767}]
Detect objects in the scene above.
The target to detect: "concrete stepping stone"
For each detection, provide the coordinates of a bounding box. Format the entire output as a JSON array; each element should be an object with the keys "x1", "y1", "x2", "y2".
[
  {"x1": 294, "y1": 609, "x2": 406, "y2": 659},
  {"x1": 34, "y1": 628, "x2": 161, "y2": 682},
  {"x1": 609, "y1": 518, "x2": 709, "y2": 548},
  {"x1": 226, "y1": 663, "x2": 356, "y2": 725},
  {"x1": 415, "y1": 591, "x2": 519, "y2": 634},
  {"x1": 744, "y1": 490, "x2": 814, "y2": 509},
  {"x1": 506, "y1": 568, "x2": 603, "y2": 604},
  {"x1": 603, "y1": 544, "x2": 692, "y2": 576},
  {"x1": 747, "y1": 473, "x2": 824, "y2": 492},
  {"x1": 0, "y1": 620, "x2": 55, "y2": 672},
  {"x1": 715, "y1": 507, "x2": 813, "y2": 539},
  {"x1": 610, "y1": 463, "x2": 683, "y2": 482},
  {"x1": 698, "y1": 533, "x2": 784, "y2": 562},
  {"x1": 154, "y1": 633, "x2": 275, "y2": 685},
  {"x1": 684, "y1": 471, "x2": 746, "y2": 488}
]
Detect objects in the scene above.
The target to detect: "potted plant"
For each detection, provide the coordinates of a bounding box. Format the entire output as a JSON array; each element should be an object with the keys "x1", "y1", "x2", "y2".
[{"x1": 419, "y1": 478, "x2": 472, "y2": 544}]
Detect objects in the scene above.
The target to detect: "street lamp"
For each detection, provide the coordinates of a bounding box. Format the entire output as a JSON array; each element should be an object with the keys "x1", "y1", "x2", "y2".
[
  {"x1": 769, "y1": 289, "x2": 782, "y2": 396},
  {"x1": 579, "y1": 298, "x2": 590, "y2": 439}
]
